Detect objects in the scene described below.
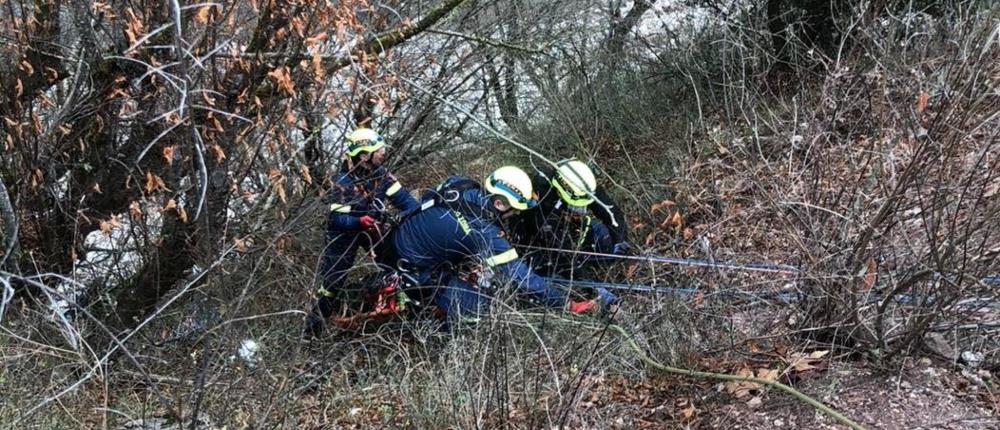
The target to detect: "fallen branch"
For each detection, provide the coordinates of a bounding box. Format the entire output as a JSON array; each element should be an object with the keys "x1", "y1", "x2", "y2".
[{"x1": 608, "y1": 324, "x2": 867, "y2": 430}]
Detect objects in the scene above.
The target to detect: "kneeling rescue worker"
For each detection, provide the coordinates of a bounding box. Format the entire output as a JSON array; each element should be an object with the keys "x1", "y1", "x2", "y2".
[
  {"x1": 305, "y1": 127, "x2": 419, "y2": 337},
  {"x1": 511, "y1": 160, "x2": 630, "y2": 279},
  {"x1": 377, "y1": 165, "x2": 618, "y2": 324}
]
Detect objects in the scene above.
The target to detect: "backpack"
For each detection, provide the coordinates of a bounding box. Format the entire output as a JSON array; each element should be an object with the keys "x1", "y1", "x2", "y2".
[{"x1": 412, "y1": 177, "x2": 496, "y2": 221}]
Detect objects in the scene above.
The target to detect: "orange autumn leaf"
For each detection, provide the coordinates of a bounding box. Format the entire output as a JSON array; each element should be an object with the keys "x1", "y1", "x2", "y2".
[
  {"x1": 233, "y1": 237, "x2": 248, "y2": 253},
  {"x1": 650, "y1": 199, "x2": 676, "y2": 213},
  {"x1": 916, "y1": 91, "x2": 929, "y2": 114},
  {"x1": 862, "y1": 257, "x2": 877, "y2": 291},
  {"x1": 304, "y1": 32, "x2": 328, "y2": 47},
  {"x1": 162, "y1": 145, "x2": 175, "y2": 165},
  {"x1": 266, "y1": 66, "x2": 296, "y2": 96},
  {"x1": 30, "y1": 168, "x2": 43, "y2": 192},
  {"x1": 300, "y1": 164, "x2": 313, "y2": 185},
  {"x1": 194, "y1": 5, "x2": 212, "y2": 24},
  {"x1": 669, "y1": 211, "x2": 683, "y2": 226},
  {"x1": 145, "y1": 171, "x2": 167, "y2": 193},
  {"x1": 129, "y1": 201, "x2": 143, "y2": 218},
  {"x1": 209, "y1": 144, "x2": 226, "y2": 162},
  {"x1": 659, "y1": 211, "x2": 684, "y2": 230}
]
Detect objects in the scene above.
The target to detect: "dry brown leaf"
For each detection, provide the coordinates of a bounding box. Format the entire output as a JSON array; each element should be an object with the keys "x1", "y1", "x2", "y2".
[
  {"x1": 30, "y1": 169, "x2": 42, "y2": 192},
  {"x1": 789, "y1": 356, "x2": 815, "y2": 372},
  {"x1": 788, "y1": 350, "x2": 829, "y2": 372},
  {"x1": 691, "y1": 291, "x2": 705, "y2": 307},
  {"x1": 124, "y1": 9, "x2": 144, "y2": 46},
  {"x1": 725, "y1": 368, "x2": 760, "y2": 398},
  {"x1": 209, "y1": 144, "x2": 226, "y2": 162},
  {"x1": 304, "y1": 32, "x2": 328, "y2": 46},
  {"x1": 266, "y1": 67, "x2": 296, "y2": 96},
  {"x1": 809, "y1": 350, "x2": 830, "y2": 359},
  {"x1": 312, "y1": 51, "x2": 325, "y2": 81},
  {"x1": 194, "y1": 5, "x2": 212, "y2": 24},
  {"x1": 234, "y1": 238, "x2": 247, "y2": 253},
  {"x1": 99, "y1": 220, "x2": 112, "y2": 235},
  {"x1": 178, "y1": 206, "x2": 188, "y2": 223},
  {"x1": 163, "y1": 198, "x2": 177, "y2": 211},
  {"x1": 129, "y1": 201, "x2": 143, "y2": 219},
  {"x1": 862, "y1": 257, "x2": 877, "y2": 291},
  {"x1": 680, "y1": 404, "x2": 697, "y2": 419},
  {"x1": 162, "y1": 145, "x2": 175, "y2": 165},
  {"x1": 756, "y1": 368, "x2": 779, "y2": 382},
  {"x1": 300, "y1": 164, "x2": 313, "y2": 185},
  {"x1": 916, "y1": 91, "x2": 929, "y2": 114},
  {"x1": 670, "y1": 211, "x2": 683, "y2": 226},
  {"x1": 269, "y1": 168, "x2": 287, "y2": 204},
  {"x1": 145, "y1": 172, "x2": 167, "y2": 193},
  {"x1": 276, "y1": 183, "x2": 287, "y2": 204},
  {"x1": 650, "y1": 199, "x2": 676, "y2": 213}
]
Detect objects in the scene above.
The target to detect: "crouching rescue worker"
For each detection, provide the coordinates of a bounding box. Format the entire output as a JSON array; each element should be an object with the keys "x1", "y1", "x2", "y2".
[
  {"x1": 305, "y1": 127, "x2": 419, "y2": 337},
  {"x1": 511, "y1": 160, "x2": 630, "y2": 280},
  {"x1": 378, "y1": 166, "x2": 617, "y2": 324}
]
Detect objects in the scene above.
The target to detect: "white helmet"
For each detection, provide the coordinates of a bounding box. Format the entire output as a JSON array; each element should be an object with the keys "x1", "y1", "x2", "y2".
[
  {"x1": 484, "y1": 166, "x2": 535, "y2": 211},
  {"x1": 552, "y1": 160, "x2": 597, "y2": 211},
  {"x1": 344, "y1": 128, "x2": 386, "y2": 157}
]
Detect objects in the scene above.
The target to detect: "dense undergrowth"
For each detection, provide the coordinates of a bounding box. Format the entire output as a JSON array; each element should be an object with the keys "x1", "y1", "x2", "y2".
[{"x1": 2, "y1": 1, "x2": 998, "y2": 428}]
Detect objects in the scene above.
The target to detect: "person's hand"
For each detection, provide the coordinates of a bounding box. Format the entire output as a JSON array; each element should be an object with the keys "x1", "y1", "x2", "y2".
[
  {"x1": 596, "y1": 287, "x2": 618, "y2": 306},
  {"x1": 359, "y1": 215, "x2": 378, "y2": 230},
  {"x1": 612, "y1": 241, "x2": 632, "y2": 255},
  {"x1": 596, "y1": 288, "x2": 620, "y2": 320}
]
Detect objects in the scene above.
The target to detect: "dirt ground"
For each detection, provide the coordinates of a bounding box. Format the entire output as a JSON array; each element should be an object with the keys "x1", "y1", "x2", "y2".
[{"x1": 580, "y1": 359, "x2": 998, "y2": 429}]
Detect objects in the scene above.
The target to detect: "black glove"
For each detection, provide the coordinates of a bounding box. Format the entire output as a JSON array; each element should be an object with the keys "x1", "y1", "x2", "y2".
[{"x1": 612, "y1": 241, "x2": 633, "y2": 255}]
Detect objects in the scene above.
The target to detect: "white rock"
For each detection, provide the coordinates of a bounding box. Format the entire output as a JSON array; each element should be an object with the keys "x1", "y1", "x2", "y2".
[
  {"x1": 238, "y1": 339, "x2": 260, "y2": 367},
  {"x1": 960, "y1": 351, "x2": 983, "y2": 368}
]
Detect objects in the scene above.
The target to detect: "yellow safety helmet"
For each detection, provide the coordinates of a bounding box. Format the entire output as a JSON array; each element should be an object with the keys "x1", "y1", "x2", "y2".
[
  {"x1": 345, "y1": 128, "x2": 386, "y2": 157},
  {"x1": 484, "y1": 166, "x2": 535, "y2": 211},
  {"x1": 552, "y1": 160, "x2": 597, "y2": 211}
]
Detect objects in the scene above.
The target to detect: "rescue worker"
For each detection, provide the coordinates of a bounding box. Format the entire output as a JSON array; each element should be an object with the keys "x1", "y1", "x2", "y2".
[
  {"x1": 305, "y1": 127, "x2": 419, "y2": 337},
  {"x1": 511, "y1": 160, "x2": 630, "y2": 280},
  {"x1": 378, "y1": 166, "x2": 617, "y2": 322}
]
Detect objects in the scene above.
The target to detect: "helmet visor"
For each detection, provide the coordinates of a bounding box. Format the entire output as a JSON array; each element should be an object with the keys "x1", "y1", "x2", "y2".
[
  {"x1": 552, "y1": 175, "x2": 594, "y2": 207},
  {"x1": 346, "y1": 135, "x2": 386, "y2": 157},
  {"x1": 488, "y1": 174, "x2": 537, "y2": 210}
]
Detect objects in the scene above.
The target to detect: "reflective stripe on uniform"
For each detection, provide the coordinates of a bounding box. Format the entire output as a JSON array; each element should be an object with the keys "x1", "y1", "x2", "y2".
[
  {"x1": 485, "y1": 248, "x2": 518, "y2": 267},
  {"x1": 330, "y1": 203, "x2": 351, "y2": 213},
  {"x1": 385, "y1": 182, "x2": 402, "y2": 196},
  {"x1": 453, "y1": 211, "x2": 471, "y2": 234}
]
